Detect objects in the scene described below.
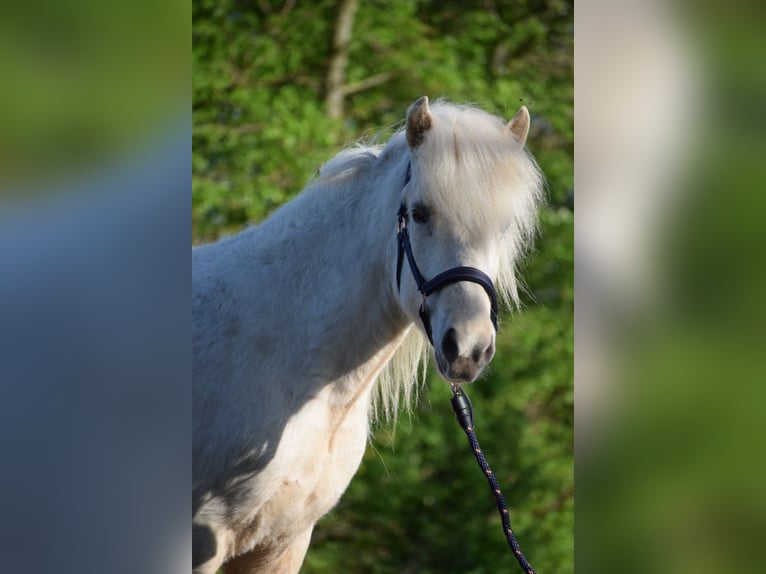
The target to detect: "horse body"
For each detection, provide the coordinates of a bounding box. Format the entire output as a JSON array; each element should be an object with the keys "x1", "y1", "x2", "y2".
[
  {"x1": 193, "y1": 97, "x2": 542, "y2": 573},
  {"x1": 193, "y1": 159, "x2": 408, "y2": 572}
]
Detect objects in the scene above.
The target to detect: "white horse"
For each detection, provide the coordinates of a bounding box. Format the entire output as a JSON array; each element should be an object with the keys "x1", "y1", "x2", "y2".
[{"x1": 192, "y1": 96, "x2": 543, "y2": 573}]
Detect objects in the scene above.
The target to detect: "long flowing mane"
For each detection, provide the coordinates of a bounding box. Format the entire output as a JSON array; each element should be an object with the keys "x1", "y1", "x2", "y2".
[{"x1": 317, "y1": 101, "x2": 545, "y2": 423}]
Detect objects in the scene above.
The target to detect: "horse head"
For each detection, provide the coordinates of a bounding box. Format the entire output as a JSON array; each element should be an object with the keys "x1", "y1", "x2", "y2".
[{"x1": 396, "y1": 96, "x2": 536, "y2": 384}]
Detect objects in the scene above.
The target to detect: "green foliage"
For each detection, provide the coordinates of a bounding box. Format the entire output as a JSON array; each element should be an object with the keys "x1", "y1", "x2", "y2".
[{"x1": 194, "y1": 0, "x2": 572, "y2": 571}]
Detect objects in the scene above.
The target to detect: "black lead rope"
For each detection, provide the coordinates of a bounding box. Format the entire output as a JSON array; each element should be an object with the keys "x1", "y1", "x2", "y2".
[{"x1": 450, "y1": 384, "x2": 537, "y2": 574}]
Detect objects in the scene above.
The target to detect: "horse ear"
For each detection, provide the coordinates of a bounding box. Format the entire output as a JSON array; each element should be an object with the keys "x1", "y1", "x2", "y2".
[
  {"x1": 506, "y1": 105, "x2": 530, "y2": 146},
  {"x1": 406, "y1": 96, "x2": 433, "y2": 148}
]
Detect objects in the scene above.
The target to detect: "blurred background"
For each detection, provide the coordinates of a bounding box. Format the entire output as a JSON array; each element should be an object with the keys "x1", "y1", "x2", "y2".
[
  {"x1": 0, "y1": 0, "x2": 187, "y2": 193},
  {"x1": 193, "y1": 1, "x2": 573, "y2": 573},
  {"x1": 0, "y1": 1, "x2": 189, "y2": 573},
  {"x1": 576, "y1": 1, "x2": 766, "y2": 573}
]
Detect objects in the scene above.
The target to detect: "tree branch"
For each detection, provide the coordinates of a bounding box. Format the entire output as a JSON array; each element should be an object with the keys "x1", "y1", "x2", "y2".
[
  {"x1": 340, "y1": 70, "x2": 398, "y2": 97},
  {"x1": 325, "y1": 0, "x2": 360, "y2": 120},
  {"x1": 279, "y1": 0, "x2": 297, "y2": 17}
]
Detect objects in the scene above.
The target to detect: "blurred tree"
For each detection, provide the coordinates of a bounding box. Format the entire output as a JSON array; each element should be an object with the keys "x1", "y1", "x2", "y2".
[{"x1": 193, "y1": 1, "x2": 572, "y2": 572}]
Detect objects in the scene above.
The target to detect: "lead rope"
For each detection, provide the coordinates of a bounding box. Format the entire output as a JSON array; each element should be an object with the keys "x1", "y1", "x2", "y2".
[{"x1": 449, "y1": 383, "x2": 537, "y2": 574}]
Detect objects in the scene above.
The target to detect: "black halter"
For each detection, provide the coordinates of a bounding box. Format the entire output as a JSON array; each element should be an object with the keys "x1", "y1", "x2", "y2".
[{"x1": 396, "y1": 163, "x2": 499, "y2": 346}]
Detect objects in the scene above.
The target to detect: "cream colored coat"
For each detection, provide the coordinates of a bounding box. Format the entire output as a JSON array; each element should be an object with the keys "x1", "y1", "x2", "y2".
[{"x1": 192, "y1": 97, "x2": 541, "y2": 573}]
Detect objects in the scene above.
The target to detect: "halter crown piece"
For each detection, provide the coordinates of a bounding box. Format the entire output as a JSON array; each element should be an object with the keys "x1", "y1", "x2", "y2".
[{"x1": 395, "y1": 161, "x2": 499, "y2": 346}]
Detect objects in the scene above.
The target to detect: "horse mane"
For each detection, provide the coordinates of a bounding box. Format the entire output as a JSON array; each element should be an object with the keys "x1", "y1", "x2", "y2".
[{"x1": 317, "y1": 101, "x2": 544, "y2": 425}]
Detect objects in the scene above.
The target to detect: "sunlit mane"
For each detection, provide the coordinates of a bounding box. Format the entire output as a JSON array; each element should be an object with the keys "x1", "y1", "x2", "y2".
[
  {"x1": 411, "y1": 101, "x2": 544, "y2": 308},
  {"x1": 318, "y1": 101, "x2": 544, "y2": 424}
]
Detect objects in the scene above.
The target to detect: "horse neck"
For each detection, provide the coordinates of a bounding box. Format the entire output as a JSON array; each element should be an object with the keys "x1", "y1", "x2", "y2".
[{"x1": 280, "y1": 169, "x2": 411, "y2": 391}]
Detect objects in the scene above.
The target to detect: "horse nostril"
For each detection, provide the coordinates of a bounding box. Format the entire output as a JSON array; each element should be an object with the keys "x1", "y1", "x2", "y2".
[
  {"x1": 471, "y1": 341, "x2": 494, "y2": 364},
  {"x1": 441, "y1": 328, "x2": 459, "y2": 363}
]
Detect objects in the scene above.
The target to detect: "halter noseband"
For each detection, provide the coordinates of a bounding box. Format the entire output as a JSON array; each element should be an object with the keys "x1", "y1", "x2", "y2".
[{"x1": 396, "y1": 162, "x2": 499, "y2": 346}]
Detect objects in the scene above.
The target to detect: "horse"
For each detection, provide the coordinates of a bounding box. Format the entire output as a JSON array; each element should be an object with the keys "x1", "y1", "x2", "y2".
[{"x1": 192, "y1": 96, "x2": 544, "y2": 574}]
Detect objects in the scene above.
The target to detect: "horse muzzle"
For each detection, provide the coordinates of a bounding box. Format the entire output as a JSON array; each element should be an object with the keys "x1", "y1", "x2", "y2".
[{"x1": 435, "y1": 326, "x2": 495, "y2": 383}]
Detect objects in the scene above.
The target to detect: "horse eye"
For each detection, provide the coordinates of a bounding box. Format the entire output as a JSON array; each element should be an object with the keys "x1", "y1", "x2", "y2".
[{"x1": 411, "y1": 205, "x2": 429, "y2": 224}]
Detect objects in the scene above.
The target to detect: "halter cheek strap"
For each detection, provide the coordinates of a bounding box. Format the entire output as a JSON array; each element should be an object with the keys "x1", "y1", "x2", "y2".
[{"x1": 396, "y1": 164, "x2": 499, "y2": 346}]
